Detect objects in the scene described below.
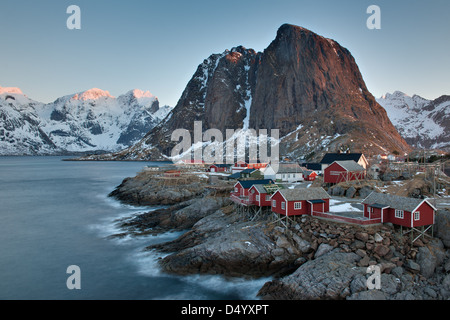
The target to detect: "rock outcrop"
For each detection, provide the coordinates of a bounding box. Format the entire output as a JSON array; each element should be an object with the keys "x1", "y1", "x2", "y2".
[{"x1": 109, "y1": 171, "x2": 450, "y2": 300}]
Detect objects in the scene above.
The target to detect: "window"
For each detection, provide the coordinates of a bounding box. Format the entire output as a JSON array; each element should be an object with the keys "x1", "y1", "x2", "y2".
[
  {"x1": 414, "y1": 211, "x2": 420, "y2": 221},
  {"x1": 330, "y1": 171, "x2": 341, "y2": 176},
  {"x1": 266, "y1": 195, "x2": 271, "y2": 201},
  {"x1": 281, "y1": 202, "x2": 286, "y2": 210},
  {"x1": 272, "y1": 200, "x2": 276, "y2": 207},
  {"x1": 294, "y1": 202, "x2": 302, "y2": 210},
  {"x1": 256, "y1": 195, "x2": 260, "y2": 202},
  {"x1": 395, "y1": 210, "x2": 404, "y2": 219},
  {"x1": 234, "y1": 187, "x2": 238, "y2": 193}
]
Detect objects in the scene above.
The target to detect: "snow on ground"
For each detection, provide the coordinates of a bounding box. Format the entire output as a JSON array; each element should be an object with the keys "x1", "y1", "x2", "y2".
[{"x1": 329, "y1": 198, "x2": 363, "y2": 213}]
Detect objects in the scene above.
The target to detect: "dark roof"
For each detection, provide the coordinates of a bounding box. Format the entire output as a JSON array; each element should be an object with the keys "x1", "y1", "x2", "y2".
[
  {"x1": 228, "y1": 172, "x2": 241, "y2": 179},
  {"x1": 362, "y1": 192, "x2": 436, "y2": 212},
  {"x1": 237, "y1": 179, "x2": 274, "y2": 189},
  {"x1": 320, "y1": 153, "x2": 364, "y2": 164},
  {"x1": 251, "y1": 184, "x2": 281, "y2": 194},
  {"x1": 308, "y1": 199, "x2": 326, "y2": 204},
  {"x1": 241, "y1": 168, "x2": 257, "y2": 174},
  {"x1": 302, "y1": 163, "x2": 322, "y2": 171},
  {"x1": 370, "y1": 203, "x2": 390, "y2": 209}
]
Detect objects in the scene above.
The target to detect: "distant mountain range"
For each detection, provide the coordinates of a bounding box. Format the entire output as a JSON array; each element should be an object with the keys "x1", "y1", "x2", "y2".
[
  {"x1": 376, "y1": 91, "x2": 450, "y2": 151},
  {"x1": 0, "y1": 86, "x2": 172, "y2": 155},
  {"x1": 2, "y1": 25, "x2": 447, "y2": 159}
]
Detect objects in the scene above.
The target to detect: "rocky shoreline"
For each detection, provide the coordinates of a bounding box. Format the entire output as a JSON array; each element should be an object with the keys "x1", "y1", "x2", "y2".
[{"x1": 108, "y1": 172, "x2": 450, "y2": 300}]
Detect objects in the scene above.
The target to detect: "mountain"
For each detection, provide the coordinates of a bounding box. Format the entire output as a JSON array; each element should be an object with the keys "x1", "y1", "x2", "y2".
[
  {"x1": 0, "y1": 88, "x2": 59, "y2": 155},
  {"x1": 0, "y1": 86, "x2": 172, "y2": 155},
  {"x1": 376, "y1": 91, "x2": 450, "y2": 151},
  {"x1": 97, "y1": 24, "x2": 411, "y2": 162}
]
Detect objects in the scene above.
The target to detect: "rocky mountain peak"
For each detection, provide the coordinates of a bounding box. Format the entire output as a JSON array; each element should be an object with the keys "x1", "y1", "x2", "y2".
[{"x1": 84, "y1": 24, "x2": 412, "y2": 161}]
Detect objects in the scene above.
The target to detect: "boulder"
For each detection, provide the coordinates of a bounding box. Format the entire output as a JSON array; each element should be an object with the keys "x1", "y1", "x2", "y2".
[
  {"x1": 405, "y1": 260, "x2": 421, "y2": 273},
  {"x1": 332, "y1": 186, "x2": 346, "y2": 197},
  {"x1": 346, "y1": 186, "x2": 357, "y2": 198},
  {"x1": 258, "y1": 250, "x2": 364, "y2": 300},
  {"x1": 355, "y1": 232, "x2": 369, "y2": 242},
  {"x1": 358, "y1": 186, "x2": 374, "y2": 199},
  {"x1": 443, "y1": 274, "x2": 450, "y2": 291},
  {"x1": 374, "y1": 245, "x2": 390, "y2": 257},
  {"x1": 435, "y1": 210, "x2": 450, "y2": 248},
  {"x1": 416, "y1": 239, "x2": 446, "y2": 278},
  {"x1": 314, "y1": 243, "x2": 334, "y2": 259}
]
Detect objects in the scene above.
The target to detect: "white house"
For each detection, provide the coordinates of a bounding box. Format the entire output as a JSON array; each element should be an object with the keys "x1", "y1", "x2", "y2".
[{"x1": 264, "y1": 163, "x2": 305, "y2": 182}]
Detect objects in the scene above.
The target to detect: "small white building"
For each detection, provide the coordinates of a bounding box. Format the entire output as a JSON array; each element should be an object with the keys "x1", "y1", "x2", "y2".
[{"x1": 264, "y1": 163, "x2": 305, "y2": 182}]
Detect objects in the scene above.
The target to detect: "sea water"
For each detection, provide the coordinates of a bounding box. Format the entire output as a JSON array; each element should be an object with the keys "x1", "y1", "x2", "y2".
[{"x1": 0, "y1": 157, "x2": 267, "y2": 300}]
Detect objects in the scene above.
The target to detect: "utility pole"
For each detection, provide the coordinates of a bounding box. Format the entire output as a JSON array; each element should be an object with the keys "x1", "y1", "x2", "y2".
[{"x1": 433, "y1": 163, "x2": 436, "y2": 207}]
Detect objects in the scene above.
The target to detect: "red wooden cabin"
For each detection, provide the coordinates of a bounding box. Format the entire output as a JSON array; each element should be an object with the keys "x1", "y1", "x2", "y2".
[
  {"x1": 324, "y1": 160, "x2": 366, "y2": 184},
  {"x1": 271, "y1": 188, "x2": 330, "y2": 217},
  {"x1": 209, "y1": 164, "x2": 231, "y2": 172},
  {"x1": 248, "y1": 184, "x2": 280, "y2": 207},
  {"x1": 362, "y1": 192, "x2": 436, "y2": 228},
  {"x1": 231, "y1": 179, "x2": 274, "y2": 206},
  {"x1": 303, "y1": 170, "x2": 318, "y2": 181}
]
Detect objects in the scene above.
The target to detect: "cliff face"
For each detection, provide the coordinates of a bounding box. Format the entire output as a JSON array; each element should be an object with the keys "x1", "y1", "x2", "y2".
[{"x1": 102, "y1": 24, "x2": 411, "y2": 161}]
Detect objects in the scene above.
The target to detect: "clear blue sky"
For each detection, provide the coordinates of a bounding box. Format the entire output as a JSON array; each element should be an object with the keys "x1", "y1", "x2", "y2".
[{"x1": 1, "y1": 0, "x2": 449, "y2": 107}]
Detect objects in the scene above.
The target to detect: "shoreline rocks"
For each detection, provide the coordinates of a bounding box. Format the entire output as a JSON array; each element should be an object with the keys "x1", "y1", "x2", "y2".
[
  {"x1": 108, "y1": 170, "x2": 208, "y2": 206},
  {"x1": 109, "y1": 172, "x2": 450, "y2": 300}
]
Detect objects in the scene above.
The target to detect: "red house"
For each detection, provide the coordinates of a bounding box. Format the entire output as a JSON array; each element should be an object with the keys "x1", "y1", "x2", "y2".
[
  {"x1": 362, "y1": 192, "x2": 436, "y2": 228},
  {"x1": 271, "y1": 188, "x2": 330, "y2": 217},
  {"x1": 231, "y1": 179, "x2": 274, "y2": 206},
  {"x1": 303, "y1": 170, "x2": 318, "y2": 181},
  {"x1": 209, "y1": 164, "x2": 231, "y2": 173},
  {"x1": 324, "y1": 160, "x2": 366, "y2": 184},
  {"x1": 248, "y1": 184, "x2": 280, "y2": 207}
]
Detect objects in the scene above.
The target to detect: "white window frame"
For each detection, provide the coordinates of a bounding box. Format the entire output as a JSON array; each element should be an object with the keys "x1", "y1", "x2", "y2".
[
  {"x1": 256, "y1": 195, "x2": 260, "y2": 202},
  {"x1": 294, "y1": 202, "x2": 302, "y2": 210},
  {"x1": 414, "y1": 211, "x2": 420, "y2": 221},
  {"x1": 266, "y1": 195, "x2": 271, "y2": 201},
  {"x1": 281, "y1": 202, "x2": 286, "y2": 210},
  {"x1": 234, "y1": 187, "x2": 238, "y2": 193},
  {"x1": 272, "y1": 200, "x2": 276, "y2": 208},
  {"x1": 395, "y1": 209, "x2": 404, "y2": 219}
]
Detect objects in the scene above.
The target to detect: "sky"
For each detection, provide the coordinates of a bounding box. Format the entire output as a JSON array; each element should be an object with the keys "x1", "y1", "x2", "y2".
[{"x1": 1, "y1": 0, "x2": 449, "y2": 107}]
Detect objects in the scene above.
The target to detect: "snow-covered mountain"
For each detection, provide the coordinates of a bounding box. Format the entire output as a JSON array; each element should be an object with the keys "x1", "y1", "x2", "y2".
[
  {"x1": 377, "y1": 91, "x2": 450, "y2": 151},
  {"x1": 0, "y1": 88, "x2": 59, "y2": 155},
  {"x1": 0, "y1": 86, "x2": 172, "y2": 155}
]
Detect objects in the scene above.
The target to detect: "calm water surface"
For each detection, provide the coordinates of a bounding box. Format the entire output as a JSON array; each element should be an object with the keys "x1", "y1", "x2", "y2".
[{"x1": 0, "y1": 157, "x2": 267, "y2": 300}]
